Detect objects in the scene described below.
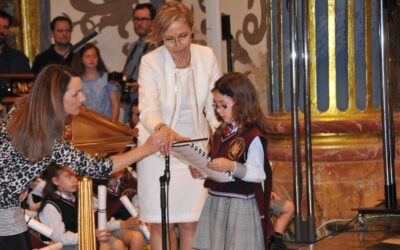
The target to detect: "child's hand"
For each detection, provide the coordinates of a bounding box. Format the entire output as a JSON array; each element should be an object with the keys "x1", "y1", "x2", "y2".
[
  {"x1": 19, "y1": 189, "x2": 29, "y2": 202},
  {"x1": 189, "y1": 165, "x2": 204, "y2": 179},
  {"x1": 207, "y1": 158, "x2": 235, "y2": 173},
  {"x1": 95, "y1": 229, "x2": 111, "y2": 242},
  {"x1": 29, "y1": 202, "x2": 40, "y2": 211},
  {"x1": 120, "y1": 216, "x2": 140, "y2": 229}
]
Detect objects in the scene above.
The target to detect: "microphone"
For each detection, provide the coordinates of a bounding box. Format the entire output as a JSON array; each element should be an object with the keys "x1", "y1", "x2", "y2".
[
  {"x1": 70, "y1": 31, "x2": 98, "y2": 52},
  {"x1": 59, "y1": 31, "x2": 98, "y2": 65}
]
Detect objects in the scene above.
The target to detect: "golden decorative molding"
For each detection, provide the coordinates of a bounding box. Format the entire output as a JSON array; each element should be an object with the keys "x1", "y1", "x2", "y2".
[
  {"x1": 20, "y1": 0, "x2": 40, "y2": 66},
  {"x1": 268, "y1": 0, "x2": 380, "y2": 117},
  {"x1": 266, "y1": 109, "x2": 386, "y2": 122},
  {"x1": 308, "y1": 0, "x2": 317, "y2": 113},
  {"x1": 365, "y1": 1, "x2": 373, "y2": 111},
  {"x1": 327, "y1": 0, "x2": 337, "y2": 113},
  {"x1": 348, "y1": 0, "x2": 356, "y2": 112},
  {"x1": 78, "y1": 177, "x2": 96, "y2": 250}
]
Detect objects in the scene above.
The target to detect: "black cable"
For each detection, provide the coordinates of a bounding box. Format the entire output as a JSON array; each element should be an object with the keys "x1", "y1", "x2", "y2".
[{"x1": 315, "y1": 215, "x2": 358, "y2": 243}]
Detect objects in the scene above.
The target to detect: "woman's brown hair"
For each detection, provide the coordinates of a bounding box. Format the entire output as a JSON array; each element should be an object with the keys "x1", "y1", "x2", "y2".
[
  {"x1": 146, "y1": 1, "x2": 194, "y2": 46},
  {"x1": 212, "y1": 72, "x2": 268, "y2": 135},
  {"x1": 7, "y1": 65, "x2": 78, "y2": 162}
]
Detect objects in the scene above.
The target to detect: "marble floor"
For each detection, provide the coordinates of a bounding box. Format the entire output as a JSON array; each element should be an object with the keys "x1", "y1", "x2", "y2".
[{"x1": 283, "y1": 215, "x2": 400, "y2": 250}]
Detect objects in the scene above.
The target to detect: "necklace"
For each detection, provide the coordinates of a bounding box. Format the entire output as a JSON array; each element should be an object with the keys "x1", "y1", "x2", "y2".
[{"x1": 173, "y1": 51, "x2": 191, "y2": 69}]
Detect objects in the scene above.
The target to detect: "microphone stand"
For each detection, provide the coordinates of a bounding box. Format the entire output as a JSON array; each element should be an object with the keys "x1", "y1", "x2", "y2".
[
  {"x1": 59, "y1": 31, "x2": 99, "y2": 65},
  {"x1": 159, "y1": 155, "x2": 170, "y2": 250}
]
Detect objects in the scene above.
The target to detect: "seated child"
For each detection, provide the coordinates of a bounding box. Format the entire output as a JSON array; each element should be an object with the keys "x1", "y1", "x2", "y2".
[
  {"x1": 269, "y1": 192, "x2": 295, "y2": 250},
  {"x1": 38, "y1": 164, "x2": 122, "y2": 250},
  {"x1": 95, "y1": 168, "x2": 145, "y2": 250}
]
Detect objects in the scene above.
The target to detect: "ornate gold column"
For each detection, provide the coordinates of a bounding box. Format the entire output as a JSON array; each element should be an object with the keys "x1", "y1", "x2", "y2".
[
  {"x1": 78, "y1": 177, "x2": 96, "y2": 250},
  {"x1": 20, "y1": 0, "x2": 41, "y2": 66}
]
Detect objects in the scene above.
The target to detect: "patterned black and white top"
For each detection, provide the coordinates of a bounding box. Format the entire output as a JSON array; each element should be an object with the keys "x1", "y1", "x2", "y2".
[{"x1": 0, "y1": 110, "x2": 113, "y2": 236}]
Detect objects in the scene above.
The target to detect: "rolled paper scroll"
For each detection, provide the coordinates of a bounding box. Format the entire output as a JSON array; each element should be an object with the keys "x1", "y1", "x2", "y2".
[
  {"x1": 139, "y1": 223, "x2": 150, "y2": 242},
  {"x1": 120, "y1": 195, "x2": 138, "y2": 217},
  {"x1": 25, "y1": 215, "x2": 53, "y2": 238},
  {"x1": 97, "y1": 185, "x2": 107, "y2": 229},
  {"x1": 119, "y1": 195, "x2": 150, "y2": 241}
]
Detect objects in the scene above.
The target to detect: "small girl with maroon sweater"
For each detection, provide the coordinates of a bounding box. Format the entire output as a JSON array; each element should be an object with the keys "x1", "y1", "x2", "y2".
[{"x1": 190, "y1": 72, "x2": 273, "y2": 250}]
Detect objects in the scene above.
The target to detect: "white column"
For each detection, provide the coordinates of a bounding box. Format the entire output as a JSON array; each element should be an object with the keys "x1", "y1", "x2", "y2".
[{"x1": 205, "y1": 0, "x2": 223, "y2": 71}]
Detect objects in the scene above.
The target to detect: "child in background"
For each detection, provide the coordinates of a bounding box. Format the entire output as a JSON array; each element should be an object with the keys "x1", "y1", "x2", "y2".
[
  {"x1": 270, "y1": 192, "x2": 294, "y2": 250},
  {"x1": 94, "y1": 168, "x2": 145, "y2": 250},
  {"x1": 190, "y1": 72, "x2": 273, "y2": 250},
  {"x1": 38, "y1": 164, "x2": 122, "y2": 250},
  {"x1": 73, "y1": 43, "x2": 120, "y2": 121},
  {"x1": 128, "y1": 98, "x2": 140, "y2": 129}
]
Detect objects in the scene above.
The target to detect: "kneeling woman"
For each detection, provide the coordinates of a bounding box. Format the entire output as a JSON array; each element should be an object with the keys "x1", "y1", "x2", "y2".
[{"x1": 0, "y1": 65, "x2": 169, "y2": 250}]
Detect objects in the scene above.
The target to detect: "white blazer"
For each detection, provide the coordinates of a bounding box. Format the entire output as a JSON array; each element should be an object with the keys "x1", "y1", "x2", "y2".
[{"x1": 137, "y1": 43, "x2": 221, "y2": 142}]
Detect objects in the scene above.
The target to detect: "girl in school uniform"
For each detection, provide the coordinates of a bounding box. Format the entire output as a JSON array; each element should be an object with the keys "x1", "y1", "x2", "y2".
[
  {"x1": 38, "y1": 164, "x2": 123, "y2": 250},
  {"x1": 190, "y1": 72, "x2": 274, "y2": 250},
  {"x1": 94, "y1": 168, "x2": 145, "y2": 250}
]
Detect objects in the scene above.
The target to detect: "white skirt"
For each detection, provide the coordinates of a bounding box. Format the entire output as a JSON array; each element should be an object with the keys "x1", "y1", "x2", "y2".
[
  {"x1": 136, "y1": 85, "x2": 209, "y2": 223},
  {"x1": 137, "y1": 153, "x2": 208, "y2": 223}
]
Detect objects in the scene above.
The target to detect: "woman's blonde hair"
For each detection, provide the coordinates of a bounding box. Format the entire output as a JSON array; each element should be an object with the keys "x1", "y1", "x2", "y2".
[{"x1": 146, "y1": 1, "x2": 194, "y2": 46}]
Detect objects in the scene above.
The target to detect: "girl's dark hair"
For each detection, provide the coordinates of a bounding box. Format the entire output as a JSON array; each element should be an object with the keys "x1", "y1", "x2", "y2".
[
  {"x1": 212, "y1": 72, "x2": 268, "y2": 135},
  {"x1": 72, "y1": 43, "x2": 108, "y2": 76},
  {"x1": 38, "y1": 163, "x2": 65, "y2": 213},
  {"x1": 7, "y1": 65, "x2": 78, "y2": 162}
]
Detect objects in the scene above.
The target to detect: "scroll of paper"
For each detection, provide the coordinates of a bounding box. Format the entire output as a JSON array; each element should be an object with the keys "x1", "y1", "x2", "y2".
[
  {"x1": 25, "y1": 215, "x2": 53, "y2": 238},
  {"x1": 39, "y1": 242, "x2": 63, "y2": 250},
  {"x1": 120, "y1": 195, "x2": 150, "y2": 241},
  {"x1": 171, "y1": 142, "x2": 234, "y2": 183},
  {"x1": 97, "y1": 185, "x2": 107, "y2": 230},
  {"x1": 120, "y1": 195, "x2": 138, "y2": 216}
]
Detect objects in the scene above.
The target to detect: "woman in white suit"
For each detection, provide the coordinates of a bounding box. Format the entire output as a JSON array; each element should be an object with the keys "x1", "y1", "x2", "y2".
[{"x1": 136, "y1": 2, "x2": 221, "y2": 250}]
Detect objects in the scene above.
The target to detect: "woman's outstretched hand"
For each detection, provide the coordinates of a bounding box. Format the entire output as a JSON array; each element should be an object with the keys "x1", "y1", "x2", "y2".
[
  {"x1": 144, "y1": 130, "x2": 170, "y2": 156},
  {"x1": 160, "y1": 127, "x2": 189, "y2": 156}
]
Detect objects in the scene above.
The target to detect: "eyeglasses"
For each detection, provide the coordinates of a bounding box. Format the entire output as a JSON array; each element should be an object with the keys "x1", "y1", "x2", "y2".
[
  {"x1": 133, "y1": 17, "x2": 152, "y2": 23},
  {"x1": 163, "y1": 32, "x2": 190, "y2": 44},
  {"x1": 212, "y1": 102, "x2": 234, "y2": 110}
]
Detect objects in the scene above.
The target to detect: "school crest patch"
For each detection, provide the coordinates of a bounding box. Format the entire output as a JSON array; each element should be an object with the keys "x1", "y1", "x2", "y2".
[{"x1": 228, "y1": 137, "x2": 245, "y2": 160}]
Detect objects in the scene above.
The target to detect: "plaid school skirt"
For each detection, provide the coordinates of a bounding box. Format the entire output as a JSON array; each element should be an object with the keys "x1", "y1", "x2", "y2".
[{"x1": 193, "y1": 193, "x2": 265, "y2": 250}]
